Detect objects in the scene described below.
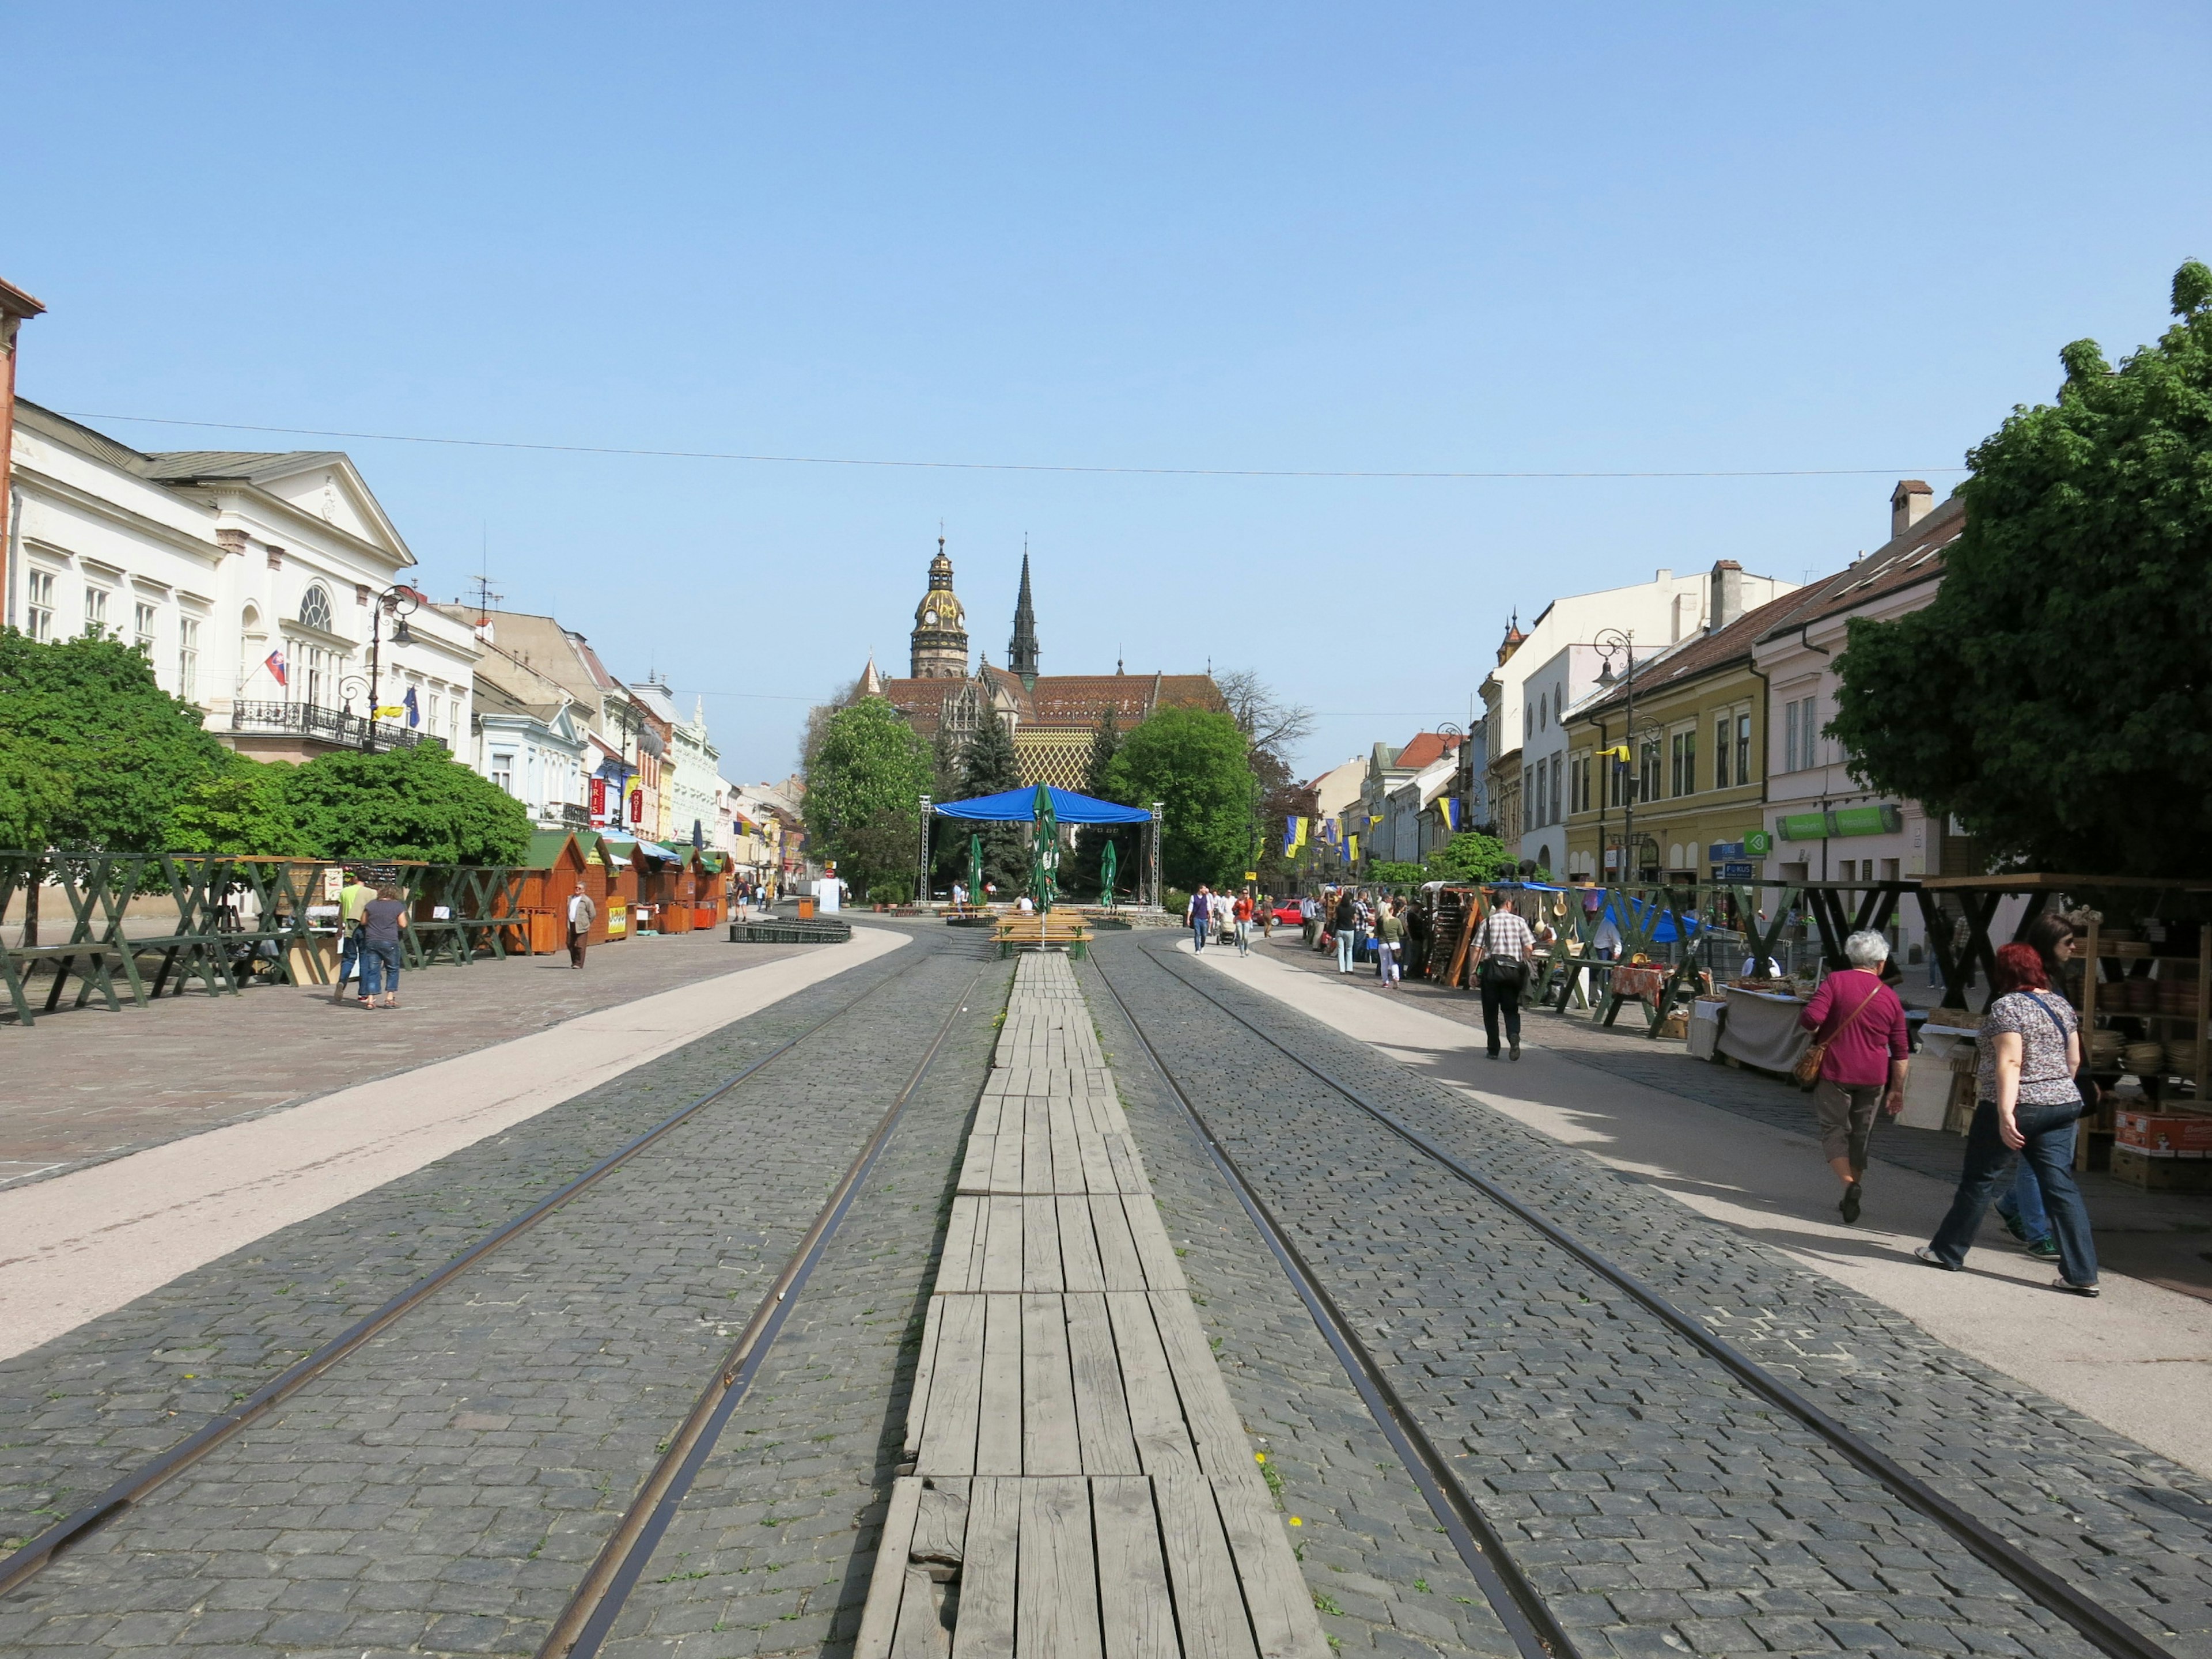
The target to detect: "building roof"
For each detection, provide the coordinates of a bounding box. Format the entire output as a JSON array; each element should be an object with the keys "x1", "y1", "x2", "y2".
[
  {"x1": 137, "y1": 449, "x2": 352, "y2": 484},
  {"x1": 1758, "y1": 493, "x2": 1964, "y2": 641},
  {"x1": 1575, "y1": 581, "x2": 1834, "y2": 723},
  {"x1": 1392, "y1": 731, "x2": 1461, "y2": 771},
  {"x1": 873, "y1": 667, "x2": 1226, "y2": 740}
]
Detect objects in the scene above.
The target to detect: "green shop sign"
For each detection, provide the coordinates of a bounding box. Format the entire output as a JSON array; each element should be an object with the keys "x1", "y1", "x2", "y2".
[{"x1": 1775, "y1": 805, "x2": 1903, "y2": 842}]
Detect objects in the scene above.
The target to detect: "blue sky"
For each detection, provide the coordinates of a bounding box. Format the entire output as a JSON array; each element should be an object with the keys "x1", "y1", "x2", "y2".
[{"x1": 11, "y1": 3, "x2": 2208, "y2": 782}]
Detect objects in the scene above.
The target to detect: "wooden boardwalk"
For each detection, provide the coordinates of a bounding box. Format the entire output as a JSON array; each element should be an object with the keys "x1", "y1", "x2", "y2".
[{"x1": 858, "y1": 952, "x2": 1327, "y2": 1659}]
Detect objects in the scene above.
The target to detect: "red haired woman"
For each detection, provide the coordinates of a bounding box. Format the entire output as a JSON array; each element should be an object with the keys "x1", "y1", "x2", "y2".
[{"x1": 1915, "y1": 942, "x2": 2098, "y2": 1294}]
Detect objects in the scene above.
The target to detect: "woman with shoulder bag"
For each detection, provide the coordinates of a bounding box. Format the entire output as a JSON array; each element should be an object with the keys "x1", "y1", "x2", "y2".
[
  {"x1": 1795, "y1": 930, "x2": 1910, "y2": 1225},
  {"x1": 1472, "y1": 901, "x2": 1535, "y2": 1060},
  {"x1": 1993, "y1": 914, "x2": 2096, "y2": 1260},
  {"x1": 1915, "y1": 942, "x2": 2099, "y2": 1295}
]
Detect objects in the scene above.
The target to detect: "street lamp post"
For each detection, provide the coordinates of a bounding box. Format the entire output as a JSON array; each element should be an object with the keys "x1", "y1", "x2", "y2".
[
  {"x1": 1589, "y1": 628, "x2": 1638, "y2": 884},
  {"x1": 362, "y1": 584, "x2": 420, "y2": 751}
]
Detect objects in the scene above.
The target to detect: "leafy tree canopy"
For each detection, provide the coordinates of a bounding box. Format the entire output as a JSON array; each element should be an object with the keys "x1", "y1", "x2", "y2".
[
  {"x1": 1831, "y1": 262, "x2": 2212, "y2": 877},
  {"x1": 1104, "y1": 706, "x2": 1249, "y2": 889},
  {"x1": 282, "y1": 743, "x2": 531, "y2": 863},
  {"x1": 0, "y1": 628, "x2": 229, "y2": 850},
  {"x1": 171, "y1": 753, "x2": 316, "y2": 857},
  {"x1": 957, "y1": 710, "x2": 1028, "y2": 893},
  {"x1": 1425, "y1": 830, "x2": 1518, "y2": 884},
  {"x1": 804, "y1": 696, "x2": 933, "y2": 890}
]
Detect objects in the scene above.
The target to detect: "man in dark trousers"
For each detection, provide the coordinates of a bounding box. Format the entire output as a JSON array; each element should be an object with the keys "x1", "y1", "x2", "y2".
[{"x1": 566, "y1": 883, "x2": 597, "y2": 969}]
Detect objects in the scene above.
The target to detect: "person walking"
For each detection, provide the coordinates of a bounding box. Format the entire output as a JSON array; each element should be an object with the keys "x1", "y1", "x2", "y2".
[
  {"x1": 1994, "y1": 915, "x2": 2096, "y2": 1261},
  {"x1": 1301, "y1": 893, "x2": 1320, "y2": 948},
  {"x1": 357, "y1": 883, "x2": 410, "y2": 1009},
  {"x1": 331, "y1": 868, "x2": 372, "y2": 1004},
  {"x1": 566, "y1": 882, "x2": 597, "y2": 969},
  {"x1": 1377, "y1": 898, "x2": 1406, "y2": 988},
  {"x1": 1233, "y1": 888, "x2": 1255, "y2": 956},
  {"x1": 1796, "y1": 930, "x2": 1910, "y2": 1224},
  {"x1": 1916, "y1": 942, "x2": 2099, "y2": 1295},
  {"x1": 1187, "y1": 884, "x2": 1213, "y2": 951},
  {"x1": 1472, "y1": 901, "x2": 1535, "y2": 1059},
  {"x1": 1332, "y1": 889, "x2": 1358, "y2": 974}
]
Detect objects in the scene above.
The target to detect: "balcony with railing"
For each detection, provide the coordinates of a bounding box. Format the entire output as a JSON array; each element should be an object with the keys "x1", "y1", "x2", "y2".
[{"x1": 230, "y1": 700, "x2": 446, "y2": 752}]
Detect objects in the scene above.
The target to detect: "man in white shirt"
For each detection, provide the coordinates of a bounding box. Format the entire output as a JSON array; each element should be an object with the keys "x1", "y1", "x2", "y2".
[{"x1": 567, "y1": 885, "x2": 597, "y2": 969}]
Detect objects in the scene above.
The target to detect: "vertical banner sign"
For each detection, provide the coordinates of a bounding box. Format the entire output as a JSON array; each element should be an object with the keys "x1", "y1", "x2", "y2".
[
  {"x1": 590, "y1": 778, "x2": 608, "y2": 823},
  {"x1": 629, "y1": 789, "x2": 644, "y2": 825}
]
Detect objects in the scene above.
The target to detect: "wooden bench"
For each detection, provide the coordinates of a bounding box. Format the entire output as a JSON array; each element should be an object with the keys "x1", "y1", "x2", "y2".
[
  {"x1": 990, "y1": 913, "x2": 1092, "y2": 959},
  {"x1": 857, "y1": 952, "x2": 1325, "y2": 1659}
]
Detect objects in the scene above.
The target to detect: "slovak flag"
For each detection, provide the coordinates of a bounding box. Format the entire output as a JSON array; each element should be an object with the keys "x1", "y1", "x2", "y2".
[
  {"x1": 264, "y1": 649, "x2": 289, "y2": 688},
  {"x1": 403, "y1": 687, "x2": 420, "y2": 728}
]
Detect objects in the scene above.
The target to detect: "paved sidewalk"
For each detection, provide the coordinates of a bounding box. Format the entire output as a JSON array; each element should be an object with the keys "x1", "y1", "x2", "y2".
[
  {"x1": 1203, "y1": 934, "x2": 2212, "y2": 1479},
  {"x1": 0, "y1": 927, "x2": 812, "y2": 1189}
]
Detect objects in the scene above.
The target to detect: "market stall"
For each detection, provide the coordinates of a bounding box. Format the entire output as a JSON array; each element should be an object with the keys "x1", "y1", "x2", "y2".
[{"x1": 1714, "y1": 984, "x2": 1813, "y2": 1074}]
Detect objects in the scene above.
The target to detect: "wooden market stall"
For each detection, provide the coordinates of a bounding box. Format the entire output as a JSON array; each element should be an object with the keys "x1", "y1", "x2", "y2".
[
  {"x1": 585, "y1": 833, "x2": 634, "y2": 942},
  {"x1": 509, "y1": 831, "x2": 593, "y2": 955}
]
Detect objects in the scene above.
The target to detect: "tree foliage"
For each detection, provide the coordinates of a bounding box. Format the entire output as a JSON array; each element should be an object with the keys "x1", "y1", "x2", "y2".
[
  {"x1": 1068, "y1": 709, "x2": 1127, "y2": 898},
  {"x1": 1104, "y1": 707, "x2": 1249, "y2": 889},
  {"x1": 282, "y1": 743, "x2": 532, "y2": 863},
  {"x1": 1831, "y1": 262, "x2": 2212, "y2": 877},
  {"x1": 171, "y1": 754, "x2": 316, "y2": 857},
  {"x1": 804, "y1": 696, "x2": 933, "y2": 894},
  {"x1": 0, "y1": 628, "x2": 230, "y2": 850},
  {"x1": 958, "y1": 711, "x2": 1028, "y2": 893},
  {"x1": 1425, "y1": 830, "x2": 1518, "y2": 883}
]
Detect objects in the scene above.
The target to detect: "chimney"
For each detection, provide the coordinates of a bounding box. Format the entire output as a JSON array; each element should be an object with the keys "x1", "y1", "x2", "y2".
[
  {"x1": 1891, "y1": 479, "x2": 1933, "y2": 540},
  {"x1": 1706, "y1": 559, "x2": 1744, "y2": 635}
]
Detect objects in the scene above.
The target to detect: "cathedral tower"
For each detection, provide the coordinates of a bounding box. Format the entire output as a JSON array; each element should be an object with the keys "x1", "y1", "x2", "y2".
[
  {"x1": 910, "y1": 537, "x2": 971, "y2": 679},
  {"x1": 1007, "y1": 550, "x2": 1039, "y2": 687}
]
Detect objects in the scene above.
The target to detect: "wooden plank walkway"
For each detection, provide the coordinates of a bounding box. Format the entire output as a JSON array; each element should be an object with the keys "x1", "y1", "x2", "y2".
[{"x1": 859, "y1": 950, "x2": 1327, "y2": 1659}]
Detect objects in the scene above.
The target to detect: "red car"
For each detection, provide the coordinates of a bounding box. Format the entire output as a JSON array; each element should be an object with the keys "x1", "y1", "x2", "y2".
[{"x1": 1271, "y1": 900, "x2": 1305, "y2": 927}]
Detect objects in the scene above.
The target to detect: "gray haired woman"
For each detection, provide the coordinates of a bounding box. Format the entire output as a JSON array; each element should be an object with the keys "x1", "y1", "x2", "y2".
[{"x1": 1796, "y1": 930, "x2": 1911, "y2": 1224}]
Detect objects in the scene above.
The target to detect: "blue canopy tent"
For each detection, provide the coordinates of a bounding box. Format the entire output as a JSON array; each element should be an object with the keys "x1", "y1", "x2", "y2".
[
  {"x1": 932, "y1": 786, "x2": 1152, "y2": 824},
  {"x1": 930, "y1": 787, "x2": 1156, "y2": 907}
]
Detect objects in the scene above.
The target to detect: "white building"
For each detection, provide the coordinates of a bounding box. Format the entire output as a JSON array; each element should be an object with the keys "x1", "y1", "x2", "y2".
[
  {"x1": 1752, "y1": 480, "x2": 1964, "y2": 955},
  {"x1": 1482, "y1": 563, "x2": 1795, "y2": 872},
  {"x1": 9, "y1": 402, "x2": 477, "y2": 759}
]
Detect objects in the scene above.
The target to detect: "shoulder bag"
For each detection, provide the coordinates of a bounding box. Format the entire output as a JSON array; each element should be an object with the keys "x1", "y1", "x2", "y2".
[
  {"x1": 2014, "y1": 990, "x2": 2093, "y2": 1131},
  {"x1": 1476, "y1": 918, "x2": 1528, "y2": 992},
  {"x1": 1793, "y1": 975, "x2": 1884, "y2": 1089}
]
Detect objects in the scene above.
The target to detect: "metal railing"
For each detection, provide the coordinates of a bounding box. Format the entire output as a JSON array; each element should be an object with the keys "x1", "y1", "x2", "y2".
[{"x1": 230, "y1": 700, "x2": 445, "y2": 752}]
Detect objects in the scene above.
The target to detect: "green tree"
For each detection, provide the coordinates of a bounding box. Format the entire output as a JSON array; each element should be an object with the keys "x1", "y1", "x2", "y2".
[
  {"x1": 1832, "y1": 262, "x2": 2212, "y2": 877},
  {"x1": 282, "y1": 742, "x2": 531, "y2": 863},
  {"x1": 1068, "y1": 708, "x2": 1125, "y2": 898},
  {"x1": 804, "y1": 696, "x2": 933, "y2": 893},
  {"x1": 959, "y1": 711, "x2": 1028, "y2": 894},
  {"x1": 0, "y1": 628, "x2": 229, "y2": 850},
  {"x1": 171, "y1": 754, "x2": 313, "y2": 855},
  {"x1": 1104, "y1": 707, "x2": 1249, "y2": 890},
  {"x1": 1425, "y1": 830, "x2": 1518, "y2": 883},
  {"x1": 926, "y1": 716, "x2": 965, "y2": 890}
]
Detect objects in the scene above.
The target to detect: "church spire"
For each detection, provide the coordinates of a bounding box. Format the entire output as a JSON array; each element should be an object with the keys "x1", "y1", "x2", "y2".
[{"x1": 1008, "y1": 544, "x2": 1040, "y2": 687}]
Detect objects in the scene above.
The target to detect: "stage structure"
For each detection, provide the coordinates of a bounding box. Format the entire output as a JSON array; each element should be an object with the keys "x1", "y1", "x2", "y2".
[{"x1": 926, "y1": 785, "x2": 1158, "y2": 906}]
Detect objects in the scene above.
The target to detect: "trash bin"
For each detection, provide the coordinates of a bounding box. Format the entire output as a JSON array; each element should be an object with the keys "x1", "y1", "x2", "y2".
[{"x1": 798, "y1": 896, "x2": 817, "y2": 919}]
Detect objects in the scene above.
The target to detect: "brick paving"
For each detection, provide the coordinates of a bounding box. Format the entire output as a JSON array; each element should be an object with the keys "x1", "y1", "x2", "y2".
[
  {"x1": 0, "y1": 927, "x2": 805, "y2": 1188},
  {"x1": 1095, "y1": 930, "x2": 2212, "y2": 1659},
  {"x1": 0, "y1": 925, "x2": 995, "y2": 1659}
]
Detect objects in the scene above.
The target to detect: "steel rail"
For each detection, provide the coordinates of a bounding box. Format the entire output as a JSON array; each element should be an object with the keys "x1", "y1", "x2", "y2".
[
  {"x1": 1116, "y1": 942, "x2": 2179, "y2": 1659},
  {"x1": 1086, "y1": 956, "x2": 1578, "y2": 1659},
  {"x1": 541, "y1": 960, "x2": 990, "y2": 1659},
  {"x1": 0, "y1": 937, "x2": 934, "y2": 1600}
]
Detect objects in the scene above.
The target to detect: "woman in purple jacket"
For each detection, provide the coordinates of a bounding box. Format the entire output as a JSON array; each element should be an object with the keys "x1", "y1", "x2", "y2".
[{"x1": 1798, "y1": 930, "x2": 1911, "y2": 1224}]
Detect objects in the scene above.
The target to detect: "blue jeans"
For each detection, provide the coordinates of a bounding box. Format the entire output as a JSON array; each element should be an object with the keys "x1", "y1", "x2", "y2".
[
  {"x1": 1336, "y1": 930, "x2": 1354, "y2": 972},
  {"x1": 1929, "y1": 1103, "x2": 2096, "y2": 1286},
  {"x1": 359, "y1": 940, "x2": 402, "y2": 999},
  {"x1": 1191, "y1": 920, "x2": 1207, "y2": 951},
  {"x1": 335, "y1": 929, "x2": 361, "y2": 988},
  {"x1": 1994, "y1": 1126, "x2": 2070, "y2": 1243}
]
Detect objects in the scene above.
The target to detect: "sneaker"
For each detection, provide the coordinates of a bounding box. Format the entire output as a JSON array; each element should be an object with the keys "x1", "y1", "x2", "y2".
[
  {"x1": 1840, "y1": 1183, "x2": 1862, "y2": 1225},
  {"x1": 2023, "y1": 1237, "x2": 2060, "y2": 1261},
  {"x1": 1998, "y1": 1210, "x2": 2029, "y2": 1244},
  {"x1": 1912, "y1": 1245, "x2": 1958, "y2": 1272},
  {"x1": 2053, "y1": 1278, "x2": 2100, "y2": 1297}
]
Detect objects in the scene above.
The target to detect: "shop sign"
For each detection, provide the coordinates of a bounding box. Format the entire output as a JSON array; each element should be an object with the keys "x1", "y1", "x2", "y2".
[
  {"x1": 1743, "y1": 830, "x2": 1772, "y2": 857},
  {"x1": 1707, "y1": 840, "x2": 1745, "y2": 862},
  {"x1": 1777, "y1": 810, "x2": 1832, "y2": 842},
  {"x1": 1834, "y1": 804, "x2": 1903, "y2": 838},
  {"x1": 629, "y1": 789, "x2": 645, "y2": 824},
  {"x1": 1717, "y1": 861, "x2": 1756, "y2": 879}
]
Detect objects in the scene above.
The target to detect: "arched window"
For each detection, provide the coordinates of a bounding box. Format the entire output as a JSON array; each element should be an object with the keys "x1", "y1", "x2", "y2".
[{"x1": 298, "y1": 585, "x2": 333, "y2": 631}]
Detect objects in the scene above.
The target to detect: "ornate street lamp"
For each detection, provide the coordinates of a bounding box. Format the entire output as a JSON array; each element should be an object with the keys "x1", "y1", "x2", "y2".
[
  {"x1": 361, "y1": 585, "x2": 421, "y2": 751},
  {"x1": 1589, "y1": 628, "x2": 1637, "y2": 884}
]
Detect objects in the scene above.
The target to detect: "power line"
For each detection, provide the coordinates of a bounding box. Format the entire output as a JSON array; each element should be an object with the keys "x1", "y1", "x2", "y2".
[{"x1": 58, "y1": 410, "x2": 1966, "y2": 482}]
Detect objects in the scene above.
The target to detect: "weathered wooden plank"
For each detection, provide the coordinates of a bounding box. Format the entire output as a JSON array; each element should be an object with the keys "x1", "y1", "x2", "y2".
[
  {"x1": 1056, "y1": 1195, "x2": 1107, "y2": 1293},
  {"x1": 1047, "y1": 1092, "x2": 1083, "y2": 1190},
  {"x1": 1121, "y1": 1194, "x2": 1185, "y2": 1291},
  {"x1": 1089, "y1": 1195, "x2": 1147, "y2": 1291},
  {"x1": 1093, "y1": 1475, "x2": 1180, "y2": 1659},
  {"x1": 1024, "y1": 1096, "x2": 1056, "y2": 1194},
  {"x1": 1214, "y1": 1482, "x2": 1327, "y2": 1659},
  {"x1": 980, "y1": 1196, "x2": 1025, "y2": 1294},
  {"x1": 1017, "y1": 1476, "x2": 1104, "y2": 1659},
  {"x1": 916, "y1": 1294, "x2": 985, "y2": 1476},
  {"x1": 1021, "y1": 1196, "x2": 1063, "y2": 1294},
  {"x1": 976, "y1": 1293, "x2": 1024, "y2": 1476},
  {"x1": 854, "y1": 1475, "x2": 925, "y2": 1659},
  {"x1": 904, "y1": 1294, "x2": 947, "y2": 1461},
  {"x1": 1074, "y1": 1118, "x2": 1118, "y2": 1196},
  {"x1": 1104, "y1": 1290, "x2": 1200, "y2": 1480},
  {"x1": 936, "y1": 1197, "x2": 982, "y2": 1296},
  {"x1": 1147, "y1": 1289, "x2": 1245, "y2": 1474},
  {"x1": 950, "y1": 1477, "x2": 1018, "y2": 1659},
  {"x1": 1104, "y1": 1131, "x2": 1147, "y2": 1198},
  {"x1": 956, "y1": 1134, "x2": 997, "y2": 1199},
  {"x1": 990, "y1": 1124, "x2": 1027, "y2": 1195},
  {"x1": 893, "y1": 1478, "x2": 968, "y2": 1659},
  {"x1": 1156, "y1": 1472, "x2": 1261, "y2": 1659},
  {"x1": 1065, "y1": 1292, "x2": 1141, "y2": 1476},
  {"x1": 1020, "y1": 1293, "x2": 1081, "y2": 1476}
]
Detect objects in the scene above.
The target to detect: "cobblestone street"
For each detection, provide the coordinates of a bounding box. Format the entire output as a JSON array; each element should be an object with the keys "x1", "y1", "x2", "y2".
[{"x1": 4, "y1": 925, "x2": 2209, "y2": 1659}]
